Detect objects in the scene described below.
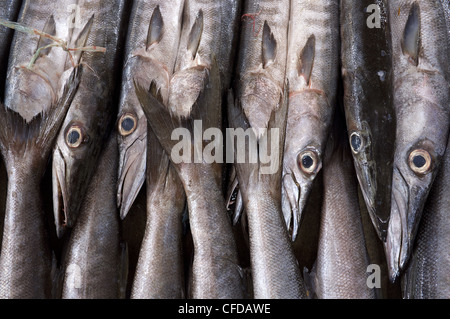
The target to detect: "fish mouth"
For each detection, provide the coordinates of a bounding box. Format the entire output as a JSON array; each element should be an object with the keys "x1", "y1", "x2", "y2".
[
  {"x1": 384, "y1": 166, "x2": 428, "y2": 282},
  {"x1": 354, "y1": 161, "x2": 390, "y2": 241},
  {"x1": 281, "y1": 172, "x2": 310, "y2": 241},
  {"x1": 52, "y1": 147, "x2": 69, "y2": 238},
  {"x1": 117, "y1": 134, "x2": 147, "y2": 219}
]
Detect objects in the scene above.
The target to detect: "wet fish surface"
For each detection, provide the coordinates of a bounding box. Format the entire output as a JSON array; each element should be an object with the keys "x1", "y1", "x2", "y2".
[
  {"x1": 116, "y1": 0, "x2": 184, "y2": 220},
  {"x1": 282, "y1": 0, "x2": 340, "y2": 241},
  {"x1": 385, "y1": 0, "x2": 450, "y2": 281},
  {"x1": 52, "y1": 0, "x2": 129, "y2": 238},
  {"x1": 304, "y1": 111, "x2": 376, "y2": 299},
  {"x1": 340, "y1": 0, "x2": 395, "y2": 242},
  {"x1": 60, "y1": 131, "x2": 123, "y2": 299}
]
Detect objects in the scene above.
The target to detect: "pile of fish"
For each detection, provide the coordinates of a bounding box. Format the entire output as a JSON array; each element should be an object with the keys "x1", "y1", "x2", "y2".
[{"x1": 0, "y1": 0, "x2": 448, "y2": 299}]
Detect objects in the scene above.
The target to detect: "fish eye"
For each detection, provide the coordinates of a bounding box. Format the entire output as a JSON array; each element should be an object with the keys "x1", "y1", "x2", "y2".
[
  {"x1": 350, "y1": 132, "x2": 363, "y2": 154},
  {"x1": 298, "y1": 150, "x2": 319, "y2": 175},
  {"x1": 408, "y1": 149, "x2": 432, "y2": 175},
  {"x1": 118, "y1": 113, "x2": 138, "y2": 136},
  {"x1": 65, "y1": 126, "x2": 83, "y2": 148}
]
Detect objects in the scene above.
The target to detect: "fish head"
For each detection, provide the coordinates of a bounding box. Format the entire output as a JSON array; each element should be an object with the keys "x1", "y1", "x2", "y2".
[
  {"x1": 282, "y1": 125, "x2": 323, "y2": 241},
  {"x1": 52, "y1": 117, "x2": 98, "y2": 237},
  {"x1": 385, "y1": 137, "x2": 444, "y2": 281},
  {"x1": 347, "y1": 121, "x2": 391, "y2": 241},
  {"x1": 116, "y1": 93, "x2": 147, "y2": 220}
]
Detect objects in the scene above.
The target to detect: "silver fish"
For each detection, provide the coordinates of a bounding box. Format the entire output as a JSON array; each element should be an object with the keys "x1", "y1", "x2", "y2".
[
  {"x1": 51, "y1": 0, "x2": 129, "y2": 238},
  {"x1": 130, "y1": 128, "x2": 186, "y2": 299},
  {"x1": 282, "y1": 0, "x2": 340, "y2": 241},
  {"x1": 385, "y1": 0, "x2": 450, "y2": 281},
  {"x1": 60, "y1": 132, "x2": 124, "y2": 299},
  {"x1": 116, "y1": 0, "x2": 184, "y2": 220},
  {"x1": 0, "y1": 68, "x2": 81, "y2": 298},
  {"x1": 340, "y1": 0, "x2": 396, "y2": 242},
  {"x1": 403, "y1": 137, "x2": 449, "y2": 299},
  {"x1": 135, "y1": 59, "x2": 245, "y2": 299},
  {"x1": 304, "y1": 112, "x2": 376, "y2": 299}
]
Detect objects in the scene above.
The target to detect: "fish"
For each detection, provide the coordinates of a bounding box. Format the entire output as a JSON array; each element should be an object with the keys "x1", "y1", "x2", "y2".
[
  {"x1": 51, "y1": 0, "x2": 129, "y2": 238},
  {"x1": 282, "y1": 0, "x2": 340, "y2": 241},
  {"x1": 60, "y1": 131, "x2": 125, "y2": 299},
  {"x1": 116, "y1": 0, "x2": 184, "y2": 220},
  {"x1": 130, "y1": 128, "x2": 186, "y2": 299},
  {"x1": 402, "y1": 137, "x2": 449, "y2": 299},
  {"x1": 135, "y1": 59, "x2": 245, "y2": 299},
  {"x1": 385, "y1": 0, "x2": 450, "y2": 281},
  {"x1": 303, "y1": 110, "x2": 376, "y2": 299},
  {"x1": 228, "y1": 82, "x2": 306, "y2": 299},
  {"x1": 0, "y1": 0, "x2": 22, "y2": 100},
  {"x1": 340, "y1": 0, "x2": 395, "y2": 242},
  {"x1": 0, "y1": 67, "x2": 82, "y2": 298}
]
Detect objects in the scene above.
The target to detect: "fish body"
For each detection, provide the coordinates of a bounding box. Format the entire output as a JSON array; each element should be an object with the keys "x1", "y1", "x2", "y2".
[
  {"x1": 135, "y1": 57, "x2": 244, "y2": 298},
  {"x1": 236, "y1": 0, "x2": 290, "y2": 135},
  {"x1": 228, "y1": 84, "x2": 306, "y2": 299},
  {"x1": 61, "y1": 132, "x2": 123, "y2": 299},
  {"x1": 403, "y1": 138, "x2": 450, "y2": 299},
  {"x1": 385, "y1": 0, "x2": 450, "y2": 281},
  {"x1": 305, "y1": 113, "x2": 376, "y2": 299},
  {"x1": 52, "y1": 0, "x2": 129, "y2": 237},
  {"x1": 340, "y1": 0, "x2": 395, "y2": 242},
  {"x1": 0, "y1": 68, "x2": 81, "y2": 298},
  {"x1": 0, "y1": 0, "x2": 22, "y2": 100},
  {"x1": 117, "y1": 0, "x2": 184, "y2": 219},
  {"x1": 130, "y1": 129, "x2": 186, "y2": 299},
  {"x1": 282, "y1": 0, "x2": 340, "y2": 240}
]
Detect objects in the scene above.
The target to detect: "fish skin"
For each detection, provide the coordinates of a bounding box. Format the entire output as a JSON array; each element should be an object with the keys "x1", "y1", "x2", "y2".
[
  {"x1": 306, "y1": 111, "x2": 376, "y2": 299},
  {"x1": 228, "y1": 83, "x2": 306, "y2": 299},
  {"x1": 385, "y1": 0, "x2": 450, "y2": 281},
  {"x1": 235, "y1": 0, "x2": 290, "y2": 135},
  {"x1": 402, "y1": 137, "x2": 449, "y2": 299},
  {"x1": 0, "y1": 0, "x2": 22, "y2": 100},
  {"x1": 340, "y1": 0, "x2": 395, "y2": 242},
  {"x1": 135, "y1": 60, "x2": 245, "y2": 299},
  {"x1": 51, "y1": 0, "x2": 129, "y2": 238},
  {"x1": 4, "y1": 0, "x2": 80, "y2": 121},
  {"x1": 0, "y1": 67, "x2": 82, "y2": 299},
  {"x1": 282, "y1": 0, "x2": 340, "y2": 241},
  {"x1": 116, "y1": 0, "x2": 184, "y2": 220},
  {"x1": 61, "y1": 131, "x2": 123, "y2": 299},
  {"x1": 130, "y1": 128, "x2": 186, "y2": 299}
]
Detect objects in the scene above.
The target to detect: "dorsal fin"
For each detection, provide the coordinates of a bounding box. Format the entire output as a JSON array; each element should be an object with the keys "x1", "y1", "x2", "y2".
[
  {"x1": 187, "y1": 10, "x2": 203, "y2": 59},
  {"x1": 297, "y1": 34, "x2": 315, "y2": 85},
  {"x1": 262, "y1": 21, "x2": 277, "y2": 68},
  {"x1": 401, "y1": 2, "x2": 420, "y2": 66},
  {"x1": 36, "y1": 15, "x2": 56, "y2": 57},
  {"x1": 146, "y1": 5, "x2": 164, "y2": 50}
]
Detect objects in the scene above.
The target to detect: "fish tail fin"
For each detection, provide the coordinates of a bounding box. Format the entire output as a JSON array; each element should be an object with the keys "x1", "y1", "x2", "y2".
[
  {"x1": 135, "y1": 57, "x2": 221, "y2": 164},
  {"x1": 0, "y1": 67, "x2": 82, "y2": 167},
  {"x1": 227, "y1": 81, "x2": 289, "y2": 195}
]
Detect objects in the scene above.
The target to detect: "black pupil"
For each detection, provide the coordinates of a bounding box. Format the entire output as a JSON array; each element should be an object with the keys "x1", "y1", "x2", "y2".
[
  {"x1": 67, "y1": 130, "x2": 80, "y2": 145},
  {"x1": 121, "y1": 117, "x2": 135, "y2": 132},
  {"x1": 302, "y1": 155, "x2": 314, "y2": 169},
  {"x1": 351, "y1": 134, "x2": 362, "y2": 151},
  {"x1": 413, "y1": 155, "x2": 426, "y2": 168}
]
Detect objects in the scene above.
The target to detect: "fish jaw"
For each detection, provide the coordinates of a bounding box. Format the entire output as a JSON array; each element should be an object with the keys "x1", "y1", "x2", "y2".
[
  {"x1": 116, "y1": 114, "x2": 147, "y2": 220},
  {"x1": 385, "y1": 164, "x2": 433, "y2": 281},
  {"x1": 52, "y1": 146, "x2": 69, "y2": 238}
]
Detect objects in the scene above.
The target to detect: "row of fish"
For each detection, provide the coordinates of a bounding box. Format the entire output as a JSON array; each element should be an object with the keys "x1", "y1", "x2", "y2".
[{"x1": 0, "y1": 0, "x2": 448, "y2": 299}]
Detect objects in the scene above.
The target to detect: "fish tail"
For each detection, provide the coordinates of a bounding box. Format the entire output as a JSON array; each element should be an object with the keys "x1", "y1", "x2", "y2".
[
  {"x1": 0, "y1": 67, "x2": 82, "y2": 167},
  {"x1": 227, "y1": 80, "x2": 289, "y2": 193},
  {"x1": 134, "y1": 57, "x2": 221, "y2": 164}
]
